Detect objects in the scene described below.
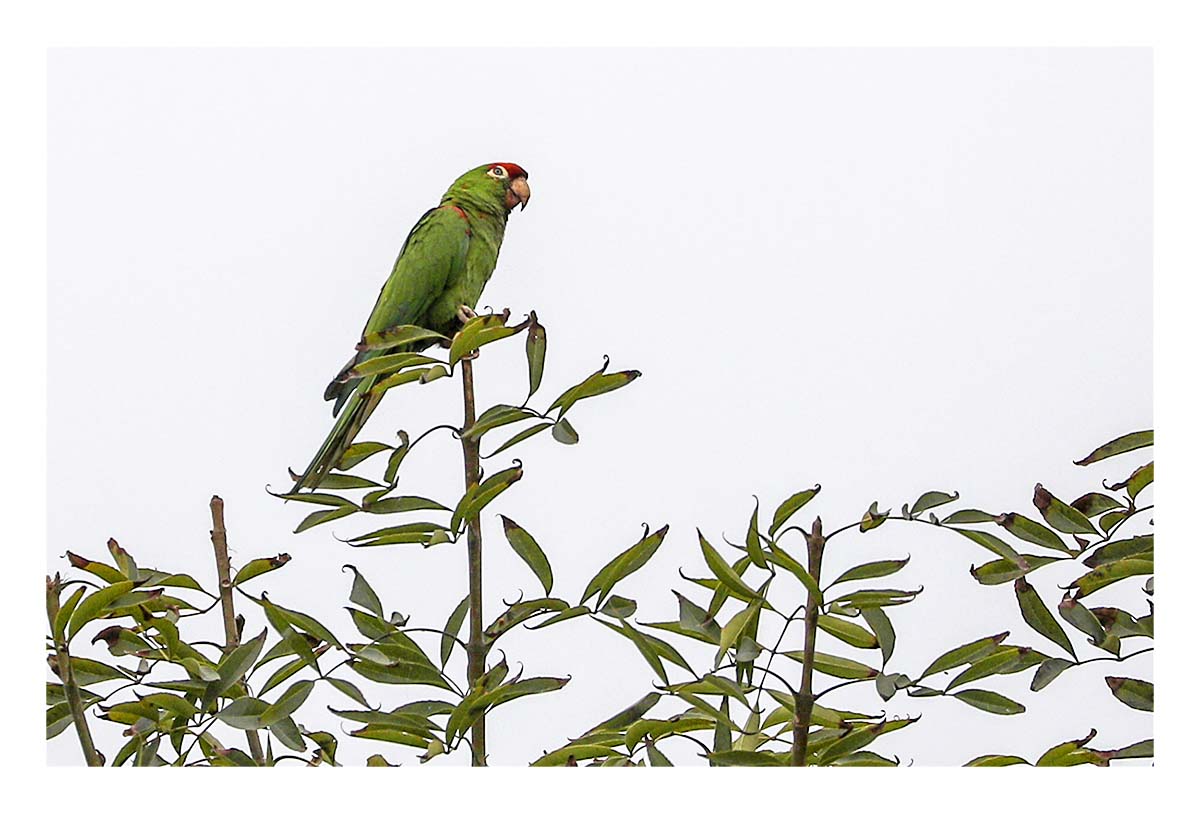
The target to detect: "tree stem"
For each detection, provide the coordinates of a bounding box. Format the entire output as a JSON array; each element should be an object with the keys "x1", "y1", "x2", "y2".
[
  {"x1": 460, "y1": 359, "x2": 487, "y2": 766},
  {"x1": 791, "y1": 517, "x2": 825, "y2": 767},
  {"x1": 47, "y1": 577, "x2": 103, "y2": 766},
  {"x1": 208, "y1": 496, "x2": 266, "y2": 766}
]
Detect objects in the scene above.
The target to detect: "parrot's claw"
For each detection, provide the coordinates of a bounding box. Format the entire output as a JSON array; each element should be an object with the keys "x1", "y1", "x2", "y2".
[
  {"x1": 456, "y1": 304, "x2": 478, "y2": 324},
  {"x1": 461, "y1": 349, "x2": 480, "y2": 362}
]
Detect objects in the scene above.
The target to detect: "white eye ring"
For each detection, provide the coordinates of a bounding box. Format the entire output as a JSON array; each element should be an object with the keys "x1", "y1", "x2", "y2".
[{"x1": 489, "y1": 166, "x2": 507, "y2": 178}]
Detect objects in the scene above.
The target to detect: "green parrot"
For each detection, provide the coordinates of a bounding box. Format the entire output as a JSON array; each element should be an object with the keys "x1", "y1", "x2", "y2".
[{"x1": 291, "y1": 162, "x2": 531, "y2": 492}]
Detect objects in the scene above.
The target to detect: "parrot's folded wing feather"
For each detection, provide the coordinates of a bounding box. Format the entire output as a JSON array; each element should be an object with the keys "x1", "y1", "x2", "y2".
[
  {"x1": 295, "y1": 206, "x2": 471, "y2": 491},
  {"x1": 323, "y1": 205, "x2": 471, "y2": 413}
]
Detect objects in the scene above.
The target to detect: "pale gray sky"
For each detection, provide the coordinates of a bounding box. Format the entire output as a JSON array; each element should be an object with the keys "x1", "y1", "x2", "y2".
[{"x1": 48, "y1": 48, "x2": 1151, "y2": 766}]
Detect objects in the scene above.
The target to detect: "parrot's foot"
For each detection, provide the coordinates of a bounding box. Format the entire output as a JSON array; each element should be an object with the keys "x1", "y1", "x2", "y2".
[
  {"x1": 456, "y1": 304, "x2": 478, "y2": 324},
  {"x1": 460, "y1": 349, "x2": 480, "y2": 362}
]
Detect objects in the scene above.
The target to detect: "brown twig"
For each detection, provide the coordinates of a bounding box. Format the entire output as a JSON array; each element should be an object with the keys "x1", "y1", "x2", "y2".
[
  {"x1": 459, "y1": 359, "x2": 488, "y2": 766},
  {"x1": 47, "y1": 576, "x2": 104, "y2": 766},
  {"x1": 791, "y1": 517, "x2": 825, "y2": 766},
  {"x1": 209, "y1": 496, "x2": 267, "y2": 766}
]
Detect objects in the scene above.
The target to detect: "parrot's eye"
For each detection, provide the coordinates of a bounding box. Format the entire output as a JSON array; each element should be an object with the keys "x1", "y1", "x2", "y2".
[{"x1": 489, "y1": 166, "x2": 507, "y2": 178}]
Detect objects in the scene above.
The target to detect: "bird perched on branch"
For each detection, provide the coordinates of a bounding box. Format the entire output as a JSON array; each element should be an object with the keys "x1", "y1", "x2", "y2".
[{"x1": 291, "y1": 162, "x2": 531, "y2": 492}]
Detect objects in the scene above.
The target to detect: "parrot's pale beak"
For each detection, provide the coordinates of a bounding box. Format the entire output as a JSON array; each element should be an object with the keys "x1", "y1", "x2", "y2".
[{"x1": 507, "y1": 176, "x2": 531, "y2": 211}]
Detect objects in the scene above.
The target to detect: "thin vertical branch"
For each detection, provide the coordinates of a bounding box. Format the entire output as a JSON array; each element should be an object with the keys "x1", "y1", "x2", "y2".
[
  {"x1": 47, "y1": 577, "x2": 103, "y2": 766},
  {"x1": 791, "y1": 517, "x2": 825, "y2": 767},
  {"x1": 209, "y1": 495, "x2": 267, "y2": 766},
  {"x1": 460, "y1": 359, "x2": 487, "y2": 766}
]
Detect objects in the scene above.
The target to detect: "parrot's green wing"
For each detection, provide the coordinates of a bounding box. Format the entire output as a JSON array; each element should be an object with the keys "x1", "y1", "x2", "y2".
[
  {"x1": 293, "y1": 205, "x2": 471, "y2": 492},
  {"x1": 324, "y1": 205, "x2": 472, "y2": 411}
]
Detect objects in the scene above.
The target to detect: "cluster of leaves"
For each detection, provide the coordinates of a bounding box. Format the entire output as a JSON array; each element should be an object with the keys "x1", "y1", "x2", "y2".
[
  {"x1": 909, "y1": 430, "x2": 1154, "y2": 766},
  {"x1": 46, "y1": 303, "x2": 1152, "y2": 766},
  {"x1": 535, "y1": 486, "x2": 925, "y2": 766},
  {"x1": 540, "y1": 432, "x2": 1153, "y2": 767},
  {"x1": 46, "y1": 539, "x2": 340, "y2": 766},
  {"x1": 276, "y1": 310, "x2": 639, "y2": 541}
]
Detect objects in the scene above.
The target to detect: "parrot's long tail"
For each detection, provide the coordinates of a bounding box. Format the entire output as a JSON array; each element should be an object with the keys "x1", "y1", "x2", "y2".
[{"x1": 290, "y1": 378, "x2": 380, "y2": 493}]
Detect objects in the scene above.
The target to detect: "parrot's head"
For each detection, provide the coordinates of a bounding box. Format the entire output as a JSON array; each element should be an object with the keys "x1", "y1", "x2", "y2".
[{"x1": 444, "y1": 162, "x2": 531, "y2": 217}]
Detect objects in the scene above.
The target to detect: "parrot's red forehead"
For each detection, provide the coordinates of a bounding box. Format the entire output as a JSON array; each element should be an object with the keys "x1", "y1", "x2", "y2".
[{"x1": 489, "y1": 162, "x2": 528, "y2": 179}]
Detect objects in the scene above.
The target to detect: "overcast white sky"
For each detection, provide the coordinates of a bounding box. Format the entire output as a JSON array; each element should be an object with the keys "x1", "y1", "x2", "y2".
[{"x1": 47, "y1": 48, "x2": 1151, "y2": 766}]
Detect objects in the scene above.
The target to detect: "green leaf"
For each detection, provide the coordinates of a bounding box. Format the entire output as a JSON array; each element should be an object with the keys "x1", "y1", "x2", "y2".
[
  {"x1": 326, "y1": 676, "x2": 370, "y2": 707},
  {"x1": 742, "y1": 499, "x2": 767, "y2": 569},
  {"x1": 953, "y1": 529, "x2": 1022, "y2": 563},
  {"x1": 764, "y1": 537, "x2": 821, "y2": 601},
  {"x1": 829, "y1": 557, "x2": 909, "y2": 587},
  {"x1": 1112, "y1": 739, "x2": 1153, "y2": 760},
  {"x1": 350, "y1": 659, "x2": 451, "y2": 690},
  {"x1": 995, "y1": 513, "x2": 1070, "y2": 553},
  {"x1": 343, "y1": 564, "x2": 384, "y2": 618},
  {"x1": 599, "y1": 595, "x2": 637, "y2": 619},
  {"x1": 294, "y1": 505, "x2": 356, "y2": 533},
  {"x1": 1031, "y1": 658, "x2": 1074, "y2": 691},
  {"x1": 65, "y1": 551, "x2": 125, "y2": 584},
  {"x1": 1070, "y1": 558, "x2": 1154, "y2": 598},
  {"x1": 786, "y1": 651, "x2": 877, "y2": 679},
  {"x1": 501, "y1": 515, "x2": 554, "y2": 595},
  {"x1": 526, "y1": 313, "x2": 546, "y2": 398},
  {"x1": 450, "y1": 464, "x2": 523, "y2": 533},
  {"x1": 952, "y1": 689, "x2": 1025, "y2": 715},
  {"x1": 216, "y1": 697, "x2": 268, "y2": 729},
  {"x1": 348, "y1": 352, "x2": 440, "y2": 379},
  {"x1": 1084, "y1": 535, "x2": 1152, "y2": 568},
  {"x1": 359, "y1": 324, "x2": 447, "y2": 351},
  {"x1": 671, "y1": 590, "x2": 721, "y2": 643},
  {"x1": 313, "y1": 472, "x2": 383, "y2": 491},
  {"x1": 270, "y1": 715, "x2": 306, "y2": 751},
  {"x1": 698, "y1": 532, "x2": 763, "y2": 604},
  {"x1": 817, "y1": 615, "x2": 878, "y2": 649},
  {"x1": 212, "y1": 630, "x2": 267, "y2": 696},
  {"x1": 528, "y1": 605, "x2": 593, "y2": 629},
  {"x1": 448, "y1": 313, "x2": 520, "y2": 366},
  {"x1": 1033, "y1": 484, "x2": 1098, "y2": 536},
  {"x1": 586, "y1": 692, "x2": 661, "y2": 735},
  {"x1": 709, "y1": 750, "x2": 787, "y2": 767},
  {"x1": 832, "y1": 588, "x2": 921, "y2": 609},
  {"x1": 859, "y1": 501, "x2": 890, "y2": 532},
  {"x1": 551, "y1": 417, "x2": 579, "y2": 445},
  {"x1": 1124, "y1": 462, "x2": 1154, "y2": 500},
  {"x1": 580, "y1": 524, "x2": 668, "y2": 606},
  {"x1": 233, "y1": 554, "x2": 292, "y2": 586},
  {"x1": 1070, "y1": 492, "x2": 1124, "y2": 517},
  {"x1": 66, "y1": 580, "x2": 135, "y2": 641},
  {"x1": 1074, "y1": 430, "x2": 1153, "y2": 466},
  {"x1": 52, "y1": 585, "x2": 86, "y2": 643},
  {"x1": 597, "y1": 620, "x2": 693, "y2": 682},
  {"x1": 484, "y1": 598, "x2": 570, "y2": 645},
  {"x1": 261, "y1": 680, "x2": 314, "y2": 726},
  {"x1": 946, "y1": 647, "x2": 1044, "y2": 690},
  {"x1": 969, "y1": 555, "x2": 1061, "y2": 585},
  {"x1": 769, "y1": 486, "x2": 821, "y2": 535},
  {"x1": 335, "y1": 440, "x2": 394, "y2": 470},
  {"x1": 964, "y1": 754, "x2": 1031, "y2": 767},
  {"x1": 441, "y1": 594, "x2": 469, "y2": 668},
  {"x1": 363, "y1": 495, "x2": 451, "y2": 515},
  {"x1": 860, "y1": 607, "x2": 895, "y2": 665},
  {"x1": 549, "y1": 364, "x2": 641, "y2": 416},
  {"x1": 941, "y1": 509, "x2": 999, "y2": 524},
  {"x1": 910, "y1": 490, "x2": 959, "y2": 514},
  {"x1": 922, "y1": 632, "x2": 1009, "y2": 678},
  {"x1": 1014, "y1": 577, "x2": 1074, "y2": 658},
  {"x1": 46, "y1": 702, "x2": 74, "y2": 739},
  {"x1": 1106, "y1": 677, "x2": 1152, "y2": 711},
  {"x1": 483, "y1": 422, "x2": 552, "y2": 458},
  {"x1": 459, "y1": 405, "x2": 537, "y2": 441},
  {"x1": 1057, "y1": 595, "x2": 1106, "y2": 644}
]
